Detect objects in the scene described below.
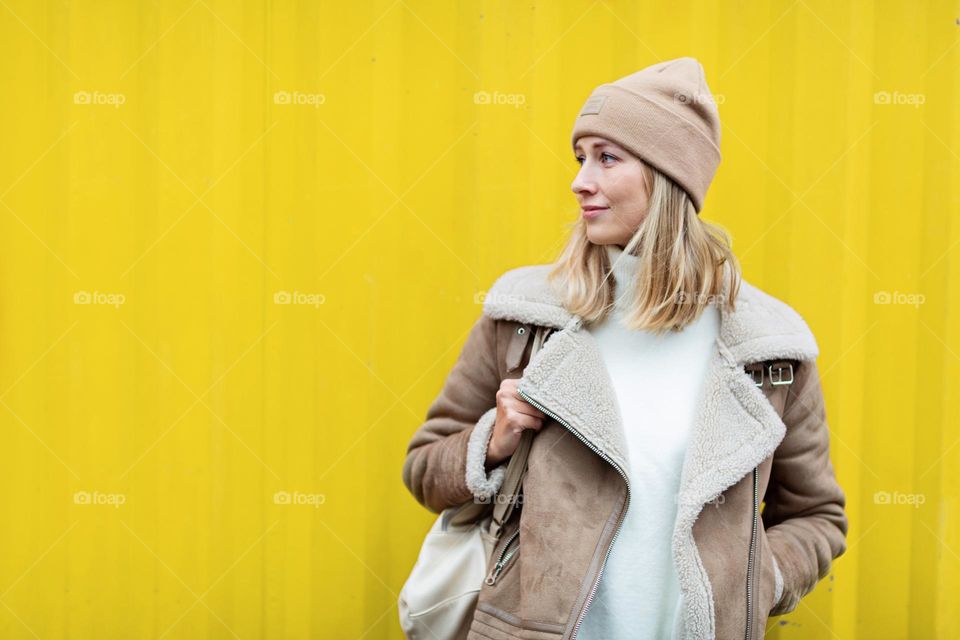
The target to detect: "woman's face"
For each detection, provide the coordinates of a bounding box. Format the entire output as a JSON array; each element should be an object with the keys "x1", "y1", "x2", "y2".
[{"x1": 571, "y1": 135, "x2": 650, "y2": 247}]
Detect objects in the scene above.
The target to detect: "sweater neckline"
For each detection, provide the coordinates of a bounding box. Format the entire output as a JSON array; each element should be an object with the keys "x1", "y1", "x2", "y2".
[{"x1": 603, "y1": 243, "x2": 641, "y2": 311}]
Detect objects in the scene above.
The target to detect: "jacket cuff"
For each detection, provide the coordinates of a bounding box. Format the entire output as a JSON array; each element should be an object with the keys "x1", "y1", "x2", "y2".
[
  {"x1": 766, "y1": 529, "x2": 806, "y2": 615},
  {"x1": 465, "y1": 406, "x2": 507, "y2": 500},
  {"x1": 772, "y1": 552, "x2": 784, "y2": 611}
]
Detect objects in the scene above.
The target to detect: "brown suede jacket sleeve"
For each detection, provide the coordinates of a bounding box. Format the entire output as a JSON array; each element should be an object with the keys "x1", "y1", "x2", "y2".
[
  {"x1": 401, "y1": 313, "x2": 507, "y2": 514},
  {"x1": 762, "y1": 358, "x2": 849, "y2": 615}
]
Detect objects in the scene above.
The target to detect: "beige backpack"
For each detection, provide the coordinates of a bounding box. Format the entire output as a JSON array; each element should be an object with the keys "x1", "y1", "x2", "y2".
[{"x1": 398, "y1": 326, "x2": 548, "y2": 639}]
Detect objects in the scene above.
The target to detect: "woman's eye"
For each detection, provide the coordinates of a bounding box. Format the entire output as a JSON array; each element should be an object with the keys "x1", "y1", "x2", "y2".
[{"x1": 575, "y1": 152, "x2": 615, "y2": 165}]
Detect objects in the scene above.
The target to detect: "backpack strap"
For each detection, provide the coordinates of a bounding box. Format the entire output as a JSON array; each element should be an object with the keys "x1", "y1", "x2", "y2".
[{"x1": 488, "y1": 326, "x2": 550, "y2": 541}]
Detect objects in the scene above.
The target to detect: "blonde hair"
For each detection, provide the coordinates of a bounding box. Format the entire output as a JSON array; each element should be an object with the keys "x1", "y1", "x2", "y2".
[{"x1": 548, "y1": 161, "x2": 741, "y2": 335}]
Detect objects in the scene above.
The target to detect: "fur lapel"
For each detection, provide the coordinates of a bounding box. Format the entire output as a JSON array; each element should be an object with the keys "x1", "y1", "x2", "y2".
[
  {"x1": 482, "y1": 262, "x2": 819, "y2": 639},
  {"x1": 482, "y1": 263, "x2": 819, "y2": 364}
]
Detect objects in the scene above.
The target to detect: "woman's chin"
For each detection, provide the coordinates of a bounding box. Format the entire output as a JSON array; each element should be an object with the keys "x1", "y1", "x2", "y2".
[{"x1": 584, "y1": 225, "x2": 621, "y2": 246}]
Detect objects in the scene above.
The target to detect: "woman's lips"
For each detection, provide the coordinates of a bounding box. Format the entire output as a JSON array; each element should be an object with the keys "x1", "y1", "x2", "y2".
[{"x1": 582, "y1": 207, "x2": 608, "y2": 220}]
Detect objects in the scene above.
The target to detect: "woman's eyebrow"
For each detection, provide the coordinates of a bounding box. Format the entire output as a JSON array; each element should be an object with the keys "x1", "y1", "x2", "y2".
[{"x1": 574, "y1": 141, "x2": 617, "y2": 153}]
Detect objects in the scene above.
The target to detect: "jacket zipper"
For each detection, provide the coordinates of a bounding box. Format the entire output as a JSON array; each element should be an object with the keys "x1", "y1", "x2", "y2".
[
  {"x1": 485, "y1": 527, "x2": 521, "y2": 585},
  {"x1": 517, "y1": 388, "x2": 630, "y2": 640},
  {"x1": 744, "y1": 465, "x2": 759, "y2": 640}
]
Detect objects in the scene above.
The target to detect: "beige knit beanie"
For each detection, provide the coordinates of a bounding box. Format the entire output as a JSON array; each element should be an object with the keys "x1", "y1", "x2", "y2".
[{"x1": 570, "y1": 56, "x2": 722, "y2": 213}]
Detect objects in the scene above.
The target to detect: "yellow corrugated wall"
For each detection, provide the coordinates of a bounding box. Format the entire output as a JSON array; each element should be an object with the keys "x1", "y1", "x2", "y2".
[{"x1": 0, "y1": 1, "x2": 956, "y2": 638}]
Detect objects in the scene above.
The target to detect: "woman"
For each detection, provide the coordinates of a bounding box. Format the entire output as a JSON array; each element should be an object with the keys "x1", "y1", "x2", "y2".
[{"x1": 402, "y1": 57, "x2": 848, "y2": 640}]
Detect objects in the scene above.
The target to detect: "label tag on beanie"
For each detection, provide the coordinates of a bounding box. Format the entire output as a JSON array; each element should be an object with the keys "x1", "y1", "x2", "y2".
[{"x1": 579, "y1": 95, "x2": 607, "y2": 116}]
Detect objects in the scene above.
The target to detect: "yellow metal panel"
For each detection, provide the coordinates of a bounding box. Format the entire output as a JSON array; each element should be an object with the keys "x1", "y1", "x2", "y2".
[{"x1": 0, "y1": 1, "x2": 956, "y2": 638}]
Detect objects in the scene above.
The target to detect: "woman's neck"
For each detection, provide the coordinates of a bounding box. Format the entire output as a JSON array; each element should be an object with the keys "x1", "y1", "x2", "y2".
[{"x1": 603, "y1": 243, "x2": 641, "y2": 312}]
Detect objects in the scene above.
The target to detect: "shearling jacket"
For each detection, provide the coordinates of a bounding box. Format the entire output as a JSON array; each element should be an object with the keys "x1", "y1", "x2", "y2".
[{"x1": 402, "y1": 263, "x2": 848, "y2": 640}]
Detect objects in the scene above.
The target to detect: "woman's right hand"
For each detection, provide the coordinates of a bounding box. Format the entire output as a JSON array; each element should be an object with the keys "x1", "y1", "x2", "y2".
[{"x1": 486, "y1": 378, "x2": 547, "y2": 468}]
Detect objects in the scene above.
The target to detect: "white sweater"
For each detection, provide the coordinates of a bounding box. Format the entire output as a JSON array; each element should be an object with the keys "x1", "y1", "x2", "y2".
[{"x1": 576, "y1": 244, "x2": 720, "y2": 640}]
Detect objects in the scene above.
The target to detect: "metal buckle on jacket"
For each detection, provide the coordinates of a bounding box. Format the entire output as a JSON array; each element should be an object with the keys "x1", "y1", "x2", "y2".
[
  {"x1": 768, "y1": 362, "x2": 794, "y2": 386},
  {"x1": 745, "y1": 364, "x2": 764, "y2": 387}
]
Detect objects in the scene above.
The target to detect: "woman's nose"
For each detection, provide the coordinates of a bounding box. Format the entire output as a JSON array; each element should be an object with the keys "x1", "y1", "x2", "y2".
[{"x1": 572, "y1": 171, "x2": 596, "y2": 195}]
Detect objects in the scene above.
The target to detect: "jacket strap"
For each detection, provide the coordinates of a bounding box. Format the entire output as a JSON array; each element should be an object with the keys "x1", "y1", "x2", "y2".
[{"x1": 744, "y1": 359, "x2": 797, "y2": 388}]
